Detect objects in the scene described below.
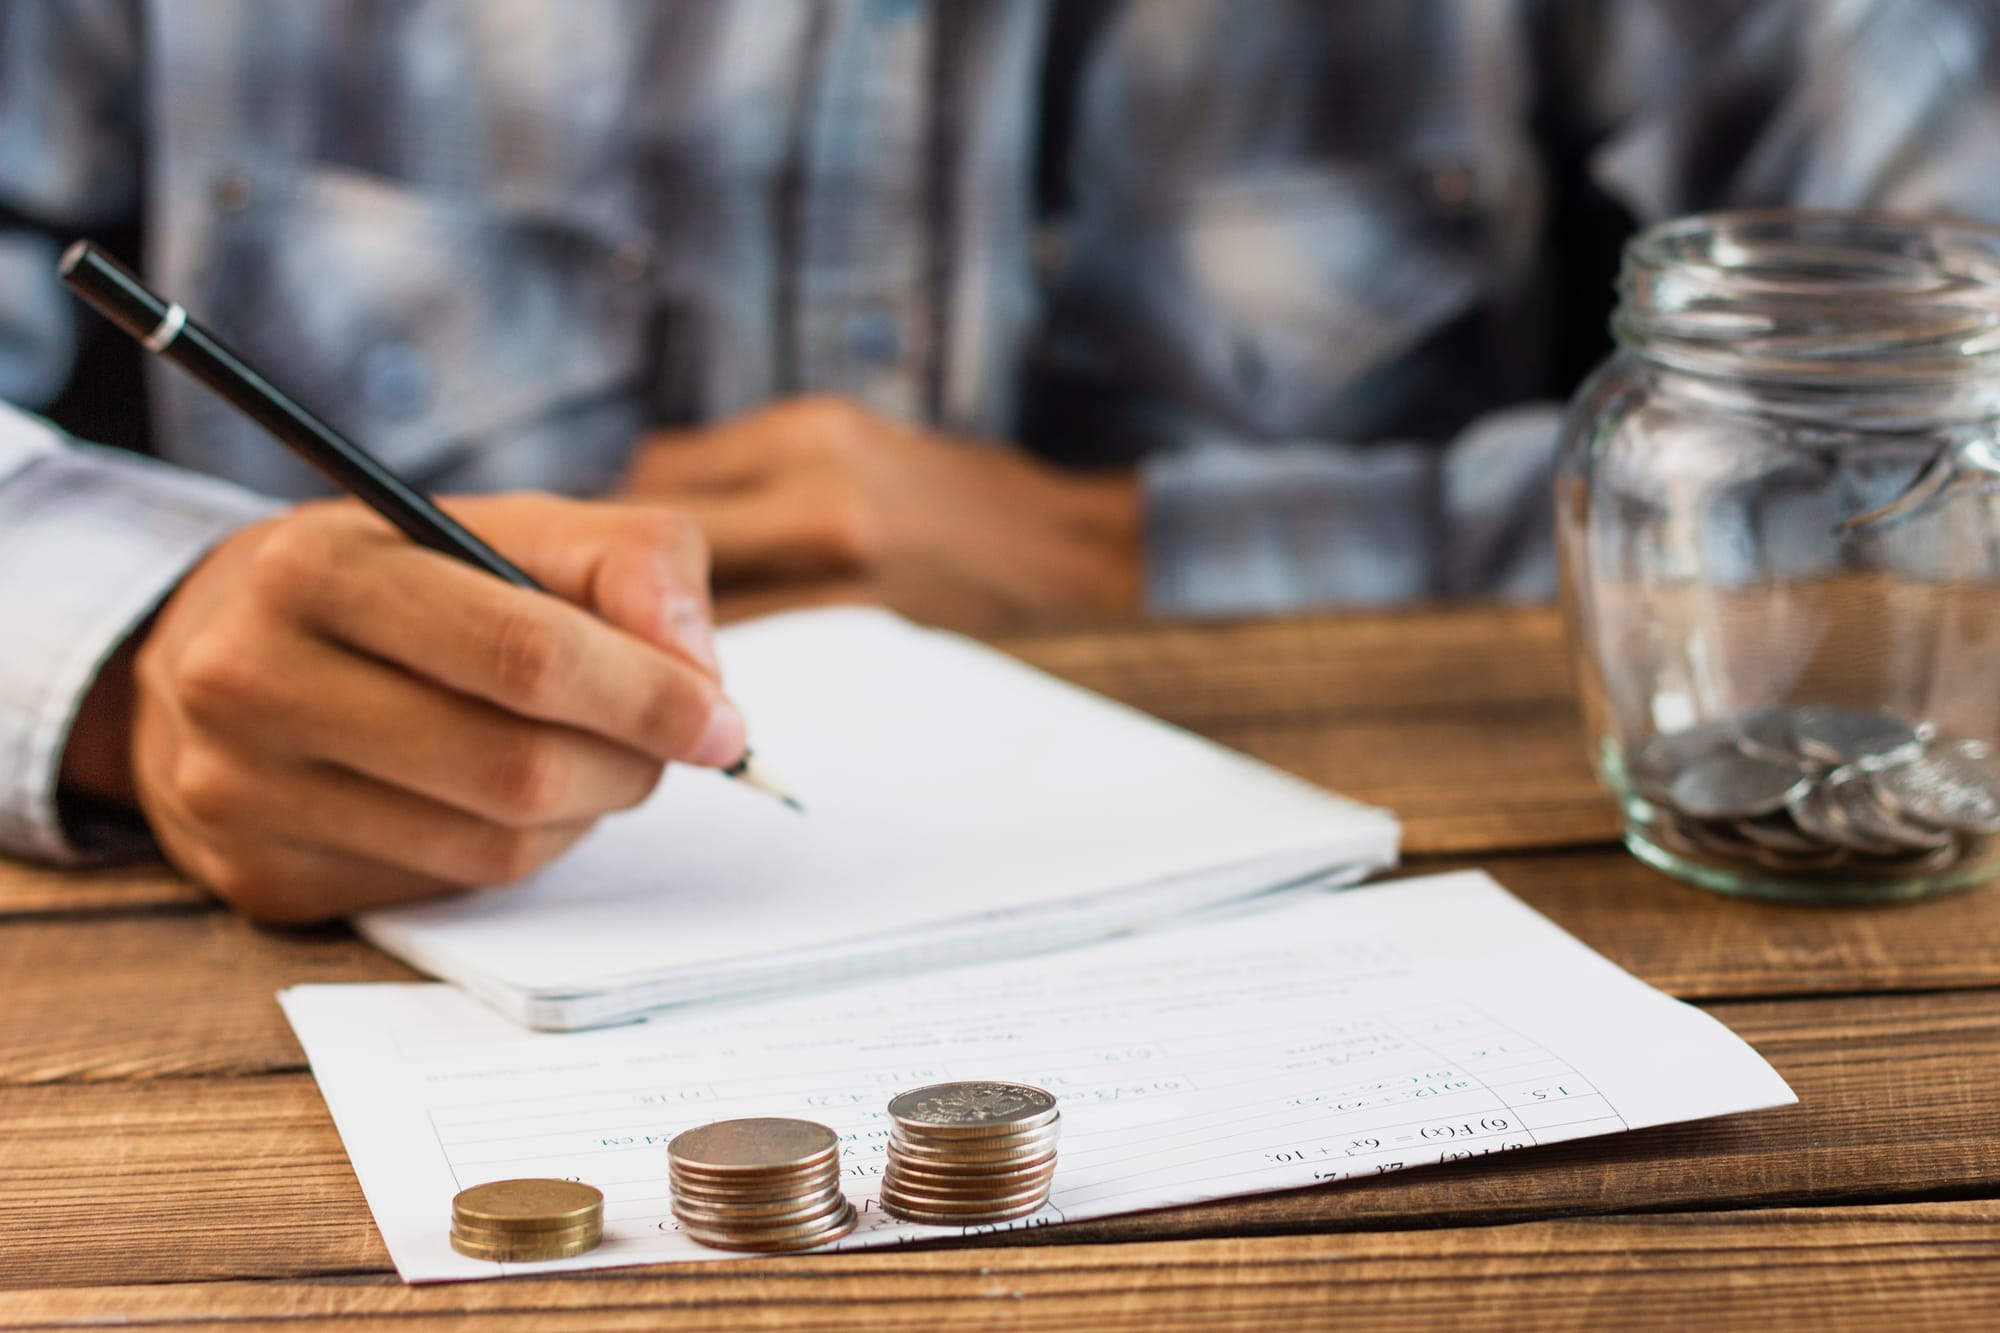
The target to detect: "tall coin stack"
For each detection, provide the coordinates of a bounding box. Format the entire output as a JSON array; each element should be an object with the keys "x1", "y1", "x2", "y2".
[
  {"x1": 668, "y1": 1117, "x2": 858, "y2": 1252},
  {"x1": 449, "y1": 1179, "x2": 604, "y2": 1261},
  {"x1": 881, "y1": 1081, "x2": 1060, "y2": 1225}
]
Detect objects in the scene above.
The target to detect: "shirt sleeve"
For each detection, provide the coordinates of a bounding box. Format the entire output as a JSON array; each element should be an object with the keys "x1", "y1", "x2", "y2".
[
  {"x1": 1141, "y1": 403, "x2": 1563, "y2": 616},
  {"x1": 0, "y1": 403, "x2": 277, "y2": 864}
]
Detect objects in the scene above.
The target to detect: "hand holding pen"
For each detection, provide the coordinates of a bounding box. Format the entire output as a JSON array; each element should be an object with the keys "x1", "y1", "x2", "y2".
[{"x1": 56, "y1": 243, "x2": 793, "y2": 924}]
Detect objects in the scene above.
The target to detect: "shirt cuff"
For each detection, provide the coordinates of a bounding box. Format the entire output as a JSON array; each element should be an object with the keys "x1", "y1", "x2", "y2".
[{"x1": 0, "y1": 411, "x2": 277, "y2": 864}]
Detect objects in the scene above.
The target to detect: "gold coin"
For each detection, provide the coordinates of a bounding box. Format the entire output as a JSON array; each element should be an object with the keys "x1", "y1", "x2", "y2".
[
  {"x1": 449, "y1": 1218, "x2": 602, "y2": 1262},
  {"x1": 451, "y1": 1179, "x2": 603, "y2": 1233}
]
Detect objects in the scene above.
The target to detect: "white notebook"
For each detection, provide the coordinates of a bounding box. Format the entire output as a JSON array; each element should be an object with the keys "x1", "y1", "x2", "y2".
[{"x1": 357, "y1": 608, "x2": 1399, "y2": 1029}]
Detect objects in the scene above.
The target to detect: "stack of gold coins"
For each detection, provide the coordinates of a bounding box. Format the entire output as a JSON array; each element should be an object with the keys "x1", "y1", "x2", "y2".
[
  {"x1": 880, "y1": 1081, "x2": 1060, "y2": 1225},
  {"x1": 668, "y1": 1117, "x2": 857, "y2": 1251},
  {"x1": 449, "y1": 1179, "x2": 604, "y2": 1261}
]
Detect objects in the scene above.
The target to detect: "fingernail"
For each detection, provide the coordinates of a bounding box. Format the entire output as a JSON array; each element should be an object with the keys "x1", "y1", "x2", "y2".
[
  {"x1": 690, "y1": 698, "x2": 748, "y2": 768},
  {"x1": 664, "y1": 594, "x2": 721, "y2": 675}
]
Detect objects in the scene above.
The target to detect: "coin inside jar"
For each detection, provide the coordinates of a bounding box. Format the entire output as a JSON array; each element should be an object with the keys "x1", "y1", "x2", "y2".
[{"x1": 1626, "y1": 707, "x2": 1999, "y2": 888}]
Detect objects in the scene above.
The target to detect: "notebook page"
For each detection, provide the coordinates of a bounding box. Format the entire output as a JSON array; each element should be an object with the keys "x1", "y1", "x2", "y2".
[
  {"x1": 358, "y1": 609, "x2": 1396, "y2": 1006},
  {"x1": 285, "y1": 871, "x2": 1797, "y2": 1283}
]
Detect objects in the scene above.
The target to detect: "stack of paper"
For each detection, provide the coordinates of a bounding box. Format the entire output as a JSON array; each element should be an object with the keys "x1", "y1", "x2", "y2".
[{"x1": 358, "y1": 608, "x2": 1399, "y2": 1029}]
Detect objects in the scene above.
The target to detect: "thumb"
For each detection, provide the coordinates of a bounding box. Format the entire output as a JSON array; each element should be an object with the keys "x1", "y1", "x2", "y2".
[{"x1": 441, "y1": 493, "x2": 721, "y2": 679}]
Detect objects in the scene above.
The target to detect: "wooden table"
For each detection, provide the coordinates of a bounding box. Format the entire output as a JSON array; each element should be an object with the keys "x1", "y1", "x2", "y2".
[{"x1": 4, "y1": 604, "x2": 1998, "y2": 1330}]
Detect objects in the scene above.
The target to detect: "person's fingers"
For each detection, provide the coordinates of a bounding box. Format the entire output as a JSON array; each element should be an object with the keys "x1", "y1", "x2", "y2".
[
  {"x1": 166, "y1": 830, "x2": 475, "y2": 925},
  {"x1": 262, "y1": 525, "x2": 747, "y2": 768},
  {"x1": 680, "y1": 486, "x2": 877, "y2": 584},
  {"x1": 440, "y1": 496, "x2": 718, "y2": 676},
  {"x1": 176, "y1": 626, "x2": 665, "y2": 827},
  {"x1": 169, "y1": 746, "x2": 600, "y2": 887}
]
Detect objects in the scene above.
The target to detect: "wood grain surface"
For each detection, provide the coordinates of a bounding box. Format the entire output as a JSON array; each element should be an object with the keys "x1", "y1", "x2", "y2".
[
  {"x1": 5, "y1": 1202, "x2": 1996, "y2": 1332},
  {"x1": 2, "y1": 604, "x2": 1995, "y2": 1329},
  {"x1": 4, "y1": 991, "x2": 1995, "y2": 1288}
]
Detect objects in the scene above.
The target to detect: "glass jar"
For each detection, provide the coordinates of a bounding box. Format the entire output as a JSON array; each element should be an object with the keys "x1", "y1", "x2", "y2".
[{"x1": 1558, "y1": 210, "x2": 2000, "y2": 903}]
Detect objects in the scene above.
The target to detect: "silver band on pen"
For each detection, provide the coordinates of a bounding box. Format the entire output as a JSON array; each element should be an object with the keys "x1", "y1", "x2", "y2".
[{"x1": 142, "y1": 303, "x2": 187, "y2": 352}]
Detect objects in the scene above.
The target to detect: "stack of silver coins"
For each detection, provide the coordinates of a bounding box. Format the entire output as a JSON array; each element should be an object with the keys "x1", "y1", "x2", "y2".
[
  {"x1": 1627, "y1": 705, "x2": 2000, "y2": 878},
  {"x1": 449, "y1": 1179, "x2": 604, "y2": 1261},
  {"x1": 668, "y1": 1118, "x2": 857, "y2": 1252},
  {"x1": 880, "y1": 1081, "x2": 1060, "y2": 1225}
]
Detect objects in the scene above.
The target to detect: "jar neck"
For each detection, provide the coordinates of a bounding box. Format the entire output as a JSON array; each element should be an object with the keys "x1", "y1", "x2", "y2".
[{"x1": 1613, "y1": 210, "x2": 2000, "y2": 430}]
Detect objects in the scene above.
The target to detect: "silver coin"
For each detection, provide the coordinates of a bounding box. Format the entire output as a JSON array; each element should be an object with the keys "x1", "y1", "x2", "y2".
[
  {"x1": 680, "y1": 1201, "x2": 858, "y2": 1252},
  {"x1": 1669, "y1": 752, "x2": 1811, "y2": 820},
  {"x1": 670, "y1": 1186, "x2": 846, "y2": 1224},
  {"x1": 1850, "y1": 841, "x2": 1963, "y2": 877},
  {"x1": 669, "y1": 1118, "x2": 840, "y2": 1175},
  {"x1": 879, "y1": 1177, "x2": 1055, "y2": 1211},
  {"x1": 887, "y1": 1127, "x2": 1061, "y2": 1161},
  {"x1": 888, "y1": 1083, "x2": 1059, "y2": 1138},
  {"x1": 1828, "y1": 770, "x2": 1952, "y2": 852},
  {"x1": 882, "y1": 1158, "x2": 1059, "y2": 1190},
  {"x1": 1740, "y1": 835, "x2": 1848, "y2": 874},
  {"x1": 673, "y1": 1190, "x2": 849, "y2": 1231},
  {"x1": 884, "y1": 1184, "x2": 1056, "y2": 1216},
  {"x1": 885, "y1": 1148, "x2": 1059, "y2": 1178},
  {"x1": 1627, "y1": 722, "x2": 1743, "y2": 802},
  {"x1": 1786, "y1": 707, "x2": 1924, "y2": 770},
  {"x1": 1680, "y1": 817, "x2": 1763, "y2": 859},
  {"x1": 1788, "y1": 779, "x2": 1900, "y2": 856},
  {"x1": 1876, "y1": 756, "x2": 2000, "y2": 834},
  {"x1": 1733, "y1": 814, "x2": 1826, "y2": 855},
  {"x1": 1646, "y1": 813, "x2": 1713, "y2": 859},
  {"x1": 671, "y1": 1161, "x2": 840, "y2": 1190},
  {"x1": 1732, "y1": 707, "x2": 1807, "y2": 765}
]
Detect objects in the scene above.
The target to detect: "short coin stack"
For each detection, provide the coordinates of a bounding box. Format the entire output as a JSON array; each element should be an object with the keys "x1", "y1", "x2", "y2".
[
  {"x1": 1628, "y1": 705, "x2": 2000, "y2": 878},
  {"x1": 669, "y1": 1117, "x2": 857, "y2": 1251},
  {"x1": 449, "y1": 1179, "x2": 604, "y2": 1261},
  {"x1": 881, "y1": 1081, "x2": 1060, "y2": 1225}
]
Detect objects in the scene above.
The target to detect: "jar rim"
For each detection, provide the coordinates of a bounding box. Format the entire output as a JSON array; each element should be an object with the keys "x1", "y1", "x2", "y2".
[{"x1": 1614, "y1": 208, "x2": 2000, "y2": 393}]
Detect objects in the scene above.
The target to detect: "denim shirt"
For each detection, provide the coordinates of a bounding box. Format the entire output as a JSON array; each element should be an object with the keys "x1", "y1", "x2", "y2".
[{"x1": 6, "y1": 0, "x2": 2000, "y2": 860}]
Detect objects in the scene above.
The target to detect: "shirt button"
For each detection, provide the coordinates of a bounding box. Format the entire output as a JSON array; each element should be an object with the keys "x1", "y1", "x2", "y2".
[
  {"x1": 358, "y1": 341, "x2": 432, "y2": 419},
  {"x1": 1033, "y1": 225, "x2": 1071, "y2": 283},
  {"x1": 213, "y1": 170, "x2": 254, "y2": 213},
  {"x1": 1428, "y1": 162, "x2": 1477, "y2": 212},
  {"x1": 844, "y1": 308, "x2": 903, "y2": 366},
  {"x1": 610, "y1": 239, "x2": 653, "y2": 285}
]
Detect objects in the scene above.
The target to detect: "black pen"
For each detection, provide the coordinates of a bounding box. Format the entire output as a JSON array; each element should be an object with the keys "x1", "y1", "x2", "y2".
[{"x1": 59, "y1": 241, "x2": 799, "y2": 811}]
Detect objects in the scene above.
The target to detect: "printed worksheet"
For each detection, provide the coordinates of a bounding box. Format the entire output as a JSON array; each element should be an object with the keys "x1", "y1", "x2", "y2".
[{"x1": 281, "y1": 871, "x2": 1796, "y2": 1282}]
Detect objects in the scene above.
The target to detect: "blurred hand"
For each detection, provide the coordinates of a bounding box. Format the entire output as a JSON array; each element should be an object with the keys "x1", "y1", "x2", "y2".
[
  {"x1": 64, "y1": 494, "x2": 742, "y2": 923},
  {"x1": 621, "y1": 397, "x2": 1142, "y2": 630}
]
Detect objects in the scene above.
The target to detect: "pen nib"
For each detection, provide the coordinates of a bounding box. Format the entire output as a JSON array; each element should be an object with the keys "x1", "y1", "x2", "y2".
[{"x1": 724, "y1": 752, "x2": 805, "y2": 813}]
